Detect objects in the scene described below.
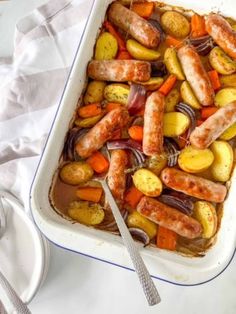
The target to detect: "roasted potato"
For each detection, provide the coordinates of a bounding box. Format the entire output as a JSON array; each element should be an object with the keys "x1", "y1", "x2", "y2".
[
  {"x1": 164, "y1": 48, "x2": 185, "y2": 80},
  {"x1": 215, "y1": 87, "x2": 236, "y2": 107},
  {"x1": 126, "y1": 39, "x2": 161, "y2": 61},
  {"x1": 220, "y1": 74, "x2": 236, "y2": 88},
  {"x1": 134, "y1": 77, "x2": 164, "y2": 91},
  {"x1": 180, "y1": 81, "x2": 201, "y2": 109},
  {"x1": 74, "y1": 113, "x2": 104, "y2": 128},
  {"x1": 165, "y1": 88, "x2": 180, "y2": 112},
  {"x1": 133, "y1": 169, "x2": 163, "y2": 197},
  {"x1": 194, "y1": 201, "x2": 217, "y2": 239},
  {"x1": 220, "y1": 122, "x2": 236, "y2": 140},
  {"x1": 68, "y1": 201, "x2": 105, "y2": 225},
  {"x1": 84, "y1": 81, "x2": 106, "y2": 104},
  {"x1": 127, "y1": 211, "x2": 157, "y2": 239},
  {"x1": 178, "y1": 146, "x2": 214, "y2": 173},
  {"x1": 95, "y1": 32, "x2": 118, "y2": 60},
  {"x1": 163, "y1": 112, "x2": 190, "y2": 137},
  {"x1": 60, "y1": 162, "x2": 94, "y2": 185},
  {"x1": 147, "y1": 154, "x2": 168, "y2": 175},
  {"x1": 104, "y1": 84, "x2": 130, "y2": 105},
  {"x1": 209, "y1": 47, "x2": 236, "y2": 75},
  {"x1": 210, "y1": 140, "x2": 234, "y2": 182},
  {"x1": 161, "y1": 11, "x2": 190, "y2": 38}
]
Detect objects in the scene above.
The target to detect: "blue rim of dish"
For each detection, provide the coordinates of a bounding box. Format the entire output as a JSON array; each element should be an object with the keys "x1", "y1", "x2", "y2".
[{"x1": 29, "y1": 0, "x2": 236, "y2": 287}]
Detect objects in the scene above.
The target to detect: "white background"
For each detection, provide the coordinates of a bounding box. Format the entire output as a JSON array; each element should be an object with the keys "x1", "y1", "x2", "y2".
[{"x1": 1, "y1": 1, "x2": 236, "y2": 313}]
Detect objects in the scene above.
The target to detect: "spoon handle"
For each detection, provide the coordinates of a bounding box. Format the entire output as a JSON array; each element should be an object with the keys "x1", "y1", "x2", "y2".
[
  {"x1": 101, "y1": 180, "x2": 161, "y2": 306},
  {"x1": 0, "y1": 270, "x2": 31, "y2": 314}
]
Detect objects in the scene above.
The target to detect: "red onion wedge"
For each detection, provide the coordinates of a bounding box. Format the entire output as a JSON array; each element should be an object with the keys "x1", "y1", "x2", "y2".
[
  {"x1": 107, "y1": 139, "x2": 146, "y2": 165},
  {"x1": 129, "y1": 228, "x2": 150, "y2": 247},
  {"x1": 186, "y1": 35, "x2": 214, "y2": 56},
  {"x1": 176, "y1": 102, "x2": 197, "y2": 138},
  {"x1": 148, "y1": 19, "x2": 165, "y2": 42},
  {"x1": 150, "y1": 61, "x2": 167, "y2": 77},
  {"x1": 164, "y1": 138, "x2": 180, "y2": 167},
  {"x1": 158, "y1": 192, "x2": 194, "y2": 216},
  {"x1": 63, "y1": 128, "x2": 88, "y2": 161},
  {"x1": 127, "y1": 84, "x2": 146, "y2": 116}
]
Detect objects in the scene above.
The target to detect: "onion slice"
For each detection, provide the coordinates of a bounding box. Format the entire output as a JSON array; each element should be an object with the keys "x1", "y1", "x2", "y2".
[
  {"x1": 129, "y1": 228, "x2": 150, "y2": 246},
  {"x1": 164, "y1": 138, "x2": 180, "y2": 167},
  {"x1": 159, "y1": 192, "x2": 194, "y2": 216},
  {"x1": 186, "y1": 35, "x2": 214, "y2": 56},
  {"x1": 127, "y1": 84, "x2": 146, "y2": 115},
  {"x1": 176, "y1": 102, "x2": 196, "y2": 138},
  {"x1": 148, "y1": 19, "x2": 165, "y2": 42},
  {"x1": 150, "y1": 61, "x2": 167, "y2": 77},
  {"x1": 63, "y1": 128, "x2": 88, "y2": 161}
]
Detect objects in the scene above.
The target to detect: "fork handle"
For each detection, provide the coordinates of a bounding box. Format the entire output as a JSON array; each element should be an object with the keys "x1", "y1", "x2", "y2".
[{"x1": 101, "y1": 180, "x2": 161, "y2": 306}]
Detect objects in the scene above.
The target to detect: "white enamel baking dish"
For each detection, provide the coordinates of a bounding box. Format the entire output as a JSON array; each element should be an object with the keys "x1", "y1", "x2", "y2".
[{"x1": 30, "y1": 0, "x2": 236, "y2": 285}]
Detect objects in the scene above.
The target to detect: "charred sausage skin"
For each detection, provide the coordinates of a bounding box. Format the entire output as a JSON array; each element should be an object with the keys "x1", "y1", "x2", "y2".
[{"x1": 137, "y1": 196, "x2": 202, "y2": 239}]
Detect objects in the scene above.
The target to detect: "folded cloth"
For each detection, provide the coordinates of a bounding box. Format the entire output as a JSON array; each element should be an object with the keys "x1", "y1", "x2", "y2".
[{"x1": 0, "y1": 0, "x2": 93, "y2": 213}]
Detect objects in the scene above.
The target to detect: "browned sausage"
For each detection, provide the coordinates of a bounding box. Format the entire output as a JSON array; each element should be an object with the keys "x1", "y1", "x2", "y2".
[
  {"x1": 178, "y1": 45, "x2": 214, "y2": 106},
  {"x1": 205, "y1": 14, "x2": 236, "y2": 59},
  {"x1": 75, "y1": 108, "x2": 129, "y2": 158},
  {"x1": 137, "y1": 196, "x2": 202, "y2": 239},
  {"x1": 143, "y1": 91, "x2": 164, "y2": 156},
  {"x1": 190, "y1": 101, "x2": 236, "y2": 149},
  {"x1": 87, "y1": 60, "x2": 151, "y2": 82},
  {"x1": 107, "y1": 150, "x2": 128, "y2": 201},
  {"x1": 108, "y1": 2, "x2": 160, "y2": 48},
  {"x1": 161, "y1": 168, "x2": 227, "y2": 203}
]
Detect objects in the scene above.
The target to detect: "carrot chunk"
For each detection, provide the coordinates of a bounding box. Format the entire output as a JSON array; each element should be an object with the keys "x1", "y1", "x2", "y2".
[
  {"x1": 201, "y1": 106, "x2": 218, "y2": 120},
  {"x1": 86, "y1": 151, "x2": 109, "y2": 173},
  {"x1": 158, "y1": 75, "x2": 177, "y2": 96},
  {"x1": 128, "y1": 125, "x2": 144, "y2": 141},
  {"x1": 106, "y1": 102, "x2": 122, "y2": 112},
  {"x1": 131, "y1": 2, "x2": 154, "y2": 19},
  {"x1": 116, "y1": 50, "x2": 132, "y2": 60},
  {"x1": 191, "y1": 14, "x2": 207, "y2": 38},
  {"x1": 124, "y1": 186, "x2": 143, "y2": 210},
  {"x1": 165, "y1": 35, "x2": 183, "y2": 49},
  {"x1": 207, "y1": 70, "x2": 221, "y2": 91},
  {"x1": 78, "y1": 103, "x2": 102, "y2": 118},
  {"x1": 103, "y1": 21, "x2": 126, "y2": 51},
  {"x1": 156, "y1": 226, "x2": 177, "y2": 251},
  {"x1": 76, "y1": 187, "x2": 103, "y2": 203}
]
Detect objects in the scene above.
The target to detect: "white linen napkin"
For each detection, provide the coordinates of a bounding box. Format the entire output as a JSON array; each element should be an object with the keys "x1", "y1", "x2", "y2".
[{"x1": 0, "y1": 0, "x2": 93, "y2": 213}]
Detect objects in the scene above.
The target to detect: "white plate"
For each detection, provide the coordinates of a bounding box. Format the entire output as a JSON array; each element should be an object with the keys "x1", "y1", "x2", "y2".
[
  {"x1": 30, "y1": 0, "x2": 236, "y2": 286},
  {"x1": 0, "y1": 191, "x2": 50, "y2": 305}
]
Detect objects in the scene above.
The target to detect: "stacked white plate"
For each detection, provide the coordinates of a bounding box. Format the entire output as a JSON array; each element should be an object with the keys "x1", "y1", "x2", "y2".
[{"x1": 0, "y1": 191, "x2": 50, "y2": 312}]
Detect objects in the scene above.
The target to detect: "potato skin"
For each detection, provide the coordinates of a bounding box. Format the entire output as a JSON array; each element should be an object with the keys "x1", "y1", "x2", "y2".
[
  {"x1": 68, "y1": 201, "x2": 104, "y2": 225},
  {"x1": 165, "y1": 88, "x2": 180, "y2": 112},
  {"x1": 209, "y1": 47, "x2": 236, "y2": 75},
  {"x1": 178, "y1": 146, "x2": 214, "y2": 173},
  {"x1": 133, "y1": 169, "x2": 163, "y2": 197},
  {"x1": 164, "y1": 48, "x2": 185, "y2": 80},
  {"x1": 60, "y1": 162, "x2": 94, "y2": 185},
  {"x1": 95, "y1": 32, "x2": 118, "y2": 60},
  {"x1": 126, "y1": 39, "x2": 160, "y2": 61},
  {"x1": 127, "y1": 211, "x2": 157, "y2": 239},
  {"x1": 215, "y1": 87, "x2": 236, "y2": 107},
  {"x1": 210, "y1": 140, "x2": 234, "y2": 182},
  {"x1": 163, "y1": 112, "x2": 190, "y2": 137},
  {"x1": 75, "y1": 114, "x2": 104, "y2": 128},
  {"x1": 220, "y1": 122, "x2": 236, "y2": 140},
  {"x1": 220, "y1": 74, "x2": 236, "y2": 88},
  {"x1": 180, "y1": 81, "x2": 201, "y2": 109},
  {"x1": 84, "y1": 81, "x2": 106, "y2": 104},
  {"x1": 193, "y1": 201, "x2": 217, "y2": 239},
  {"x1": 161, "y1": 11, "x2": 190, "y2": 38}
]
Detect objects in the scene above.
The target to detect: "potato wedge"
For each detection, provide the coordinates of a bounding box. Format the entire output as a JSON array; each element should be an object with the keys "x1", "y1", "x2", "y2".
[
  {"x1": 147, "y1": 154, "x2": 168, "y2": 175},
  {"x1": 163, "y1": 112, "x2": 190, "y2": 137},
  {"x1": 161, "y1": 11, "x2": 190, "y2": 38},
  {"x1": 126, "y1": 39, "x2": 161, "y2": 61},
  {"x1": 194, "y1": 201, "x2": 217, "y2": 239},
  {"x1": 133, "y1": 77, "x2": 164, "y2": 91},
  {"x1": 220, "y1": 74, "x2": 236, "y2": 88},
  {"x1": 164, "y1": 48, "x2": 185, "y2": 80},
  {"x1": 165, "y1": 88, "x2": 180, "y2": 112},
  {"x1": 60, "y1": 162, "x2": 94, "y2": 185},
  {"x1": 209, "y1": 47, "x2": 236, "y2": 75},
  {"x1": 133, "y1": 169, "x2": 163, "y2": 197},
  {"x1": 84, "y1": 81, "x2": 106, "y2": 104},
  {"x1": 220, "y1": 122, "x2": 236, "y2": 140},
  {"x1": 104, "y1": 84, "x2": 130, "y2": 105},
  {"x1": 178, "y1": 146, "x2": 214, "y2": 173},
  {"x1": 68, "y1": 201, "x2": 104, "y2": 225},
  {"x1": 180, "y1": 81, "x2": 201, "y2": 109},
  {"x1": 95, "y1": 32, "x2": 118, "y2": 60},
  {"x1": 127, "y1": 211, "x2": 157, "y2": 239},
  {"x1": 210, "y1": 140, "x2": 234, "y2": 182},
  {"x1": 74, "y1": 113, "x2": 104, "y2": 128},
  {"x1": 215, "y1": 87, "x2": 236, "y2": 107}
]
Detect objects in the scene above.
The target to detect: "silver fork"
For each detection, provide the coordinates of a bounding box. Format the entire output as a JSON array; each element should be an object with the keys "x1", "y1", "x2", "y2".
[
  {"x1": 0, "y1": 193, "x2": 32, "y2": 314},
  {"x1": 95, "y1": 178, "x2": 161, "y2": 306}
]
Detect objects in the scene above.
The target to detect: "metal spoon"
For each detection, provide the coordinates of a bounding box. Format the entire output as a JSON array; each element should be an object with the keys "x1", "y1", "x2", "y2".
[
  {"x1": 0, "y1": 193, "x2": 32, "y2": 314},
  {"x1": 95, "y1": 178, "x2": 161, "y2": 306}
]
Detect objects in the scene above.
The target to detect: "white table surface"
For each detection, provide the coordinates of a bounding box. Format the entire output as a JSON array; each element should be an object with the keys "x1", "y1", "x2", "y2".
[{"x1": 1, "y1": 1, "x2": 236, "y2": 313}]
